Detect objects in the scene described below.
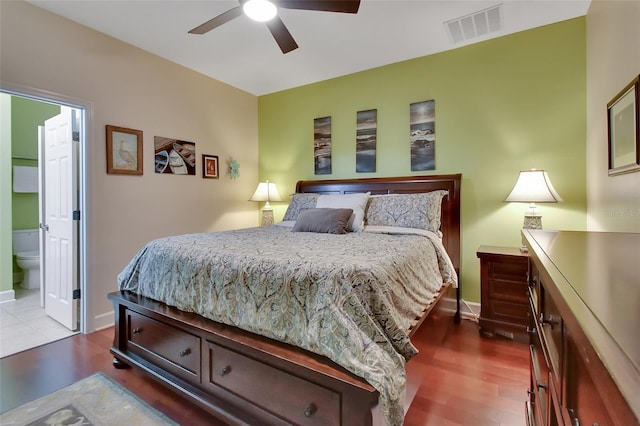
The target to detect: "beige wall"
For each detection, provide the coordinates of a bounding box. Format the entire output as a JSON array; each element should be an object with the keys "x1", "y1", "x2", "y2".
[
  {"x1": 586, "y1": 0, "x2": 640, "y2": 232},
  {"x1": 0, "y1": 1, "x2": 259, "y2": 331}
]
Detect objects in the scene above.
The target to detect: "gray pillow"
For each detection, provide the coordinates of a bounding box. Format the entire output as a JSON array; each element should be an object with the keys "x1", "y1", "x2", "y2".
[{"x1": 292, "y1": 208, "x2": 354, "y2": 234}]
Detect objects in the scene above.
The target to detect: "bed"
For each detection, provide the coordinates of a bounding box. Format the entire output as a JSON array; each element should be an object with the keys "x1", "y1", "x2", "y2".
[{"x1": 109, "y1": 174, "x2": 462, "y2": 426}]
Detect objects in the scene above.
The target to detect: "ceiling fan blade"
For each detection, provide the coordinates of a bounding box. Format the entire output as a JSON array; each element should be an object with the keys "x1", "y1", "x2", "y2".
[
  {"x1": 265, "y1": 16, "x2": 299, "y2": 54},
  {"x1": 276, "y1": 0, "x2": 360, "y2": 14},
  {"x1": 188, "y1": 6, "x2": 243, "y2": 34}
]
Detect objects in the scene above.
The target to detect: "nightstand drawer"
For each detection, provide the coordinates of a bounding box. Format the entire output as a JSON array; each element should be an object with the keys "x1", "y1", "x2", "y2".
[
  {"x1": 490, "y1": 279, "x2": 529, "y2": 304},
  {"x1": 490, "y1": 299, "x2": 529, "y2": 323},
  {"x1": 490, "y1": 259, "x2": 529, "y2": 282}
]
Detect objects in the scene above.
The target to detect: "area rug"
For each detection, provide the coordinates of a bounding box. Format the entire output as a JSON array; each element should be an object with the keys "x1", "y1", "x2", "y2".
[{"x1": 0, "y1": 373, "x2": 178, "y2": 426}]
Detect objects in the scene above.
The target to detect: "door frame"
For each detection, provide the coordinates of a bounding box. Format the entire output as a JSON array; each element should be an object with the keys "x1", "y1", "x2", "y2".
[{"x1": 2, "y1": 81, "x2": 90, "y2": 334}]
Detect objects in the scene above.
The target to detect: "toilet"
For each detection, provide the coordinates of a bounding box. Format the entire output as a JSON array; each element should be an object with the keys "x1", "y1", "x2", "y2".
[{"x1": 12, "y1": 229, "x2": 40, "y2": 290}]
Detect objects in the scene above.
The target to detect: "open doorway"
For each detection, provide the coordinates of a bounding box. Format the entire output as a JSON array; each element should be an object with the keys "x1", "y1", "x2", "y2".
[{"x1": 0, "y1": 88, "x2": 87, "y2": 358}]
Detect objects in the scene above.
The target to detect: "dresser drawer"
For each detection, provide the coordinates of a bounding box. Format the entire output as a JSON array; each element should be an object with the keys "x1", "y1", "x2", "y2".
[
  {"x1": 204, "y1": 340, "x2": 340, "y2": 425},
  {"x1": 564, "y1": 332, "x2": 616, "y2": 426},
  {"x1": 538, "y1": 283, "x2": 562, "y2": 378},
  {"x1": 529, "y1": 327, "x2": 549, "y2": 424},
  {"x1": 127, "y1": 310, "x2": 201, "y2": 378}
]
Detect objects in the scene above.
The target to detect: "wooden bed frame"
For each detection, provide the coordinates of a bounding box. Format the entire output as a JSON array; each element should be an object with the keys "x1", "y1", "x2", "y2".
[{"x1": 109, "y1": 174, "x2": 462, "y2": 425}]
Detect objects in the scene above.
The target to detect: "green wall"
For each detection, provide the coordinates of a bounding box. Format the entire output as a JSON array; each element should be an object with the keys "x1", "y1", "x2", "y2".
[
  {"x1": 9, "y1": 96, "x2": 60, "y2": 283},
  {"x1": 11, "y1": 96, "x2": 59, "y2": 230},
  {"x1": 258, "y1": 18, "x2": 587, "y2": 303}
]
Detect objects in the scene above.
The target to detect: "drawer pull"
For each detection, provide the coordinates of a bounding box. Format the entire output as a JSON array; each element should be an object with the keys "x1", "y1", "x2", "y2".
[
  {"x1": 567, "y1": 408, "x2": 582, "y2": 426},
  {"x1": 536, "y1": 381, "x2": 548, "y2": 391},
  {"x1": 219, "y1": 366, "x2": 231, "y2": 376},
  {"x1": 179, "y1": 348, "x2": 191, "y2": 357},
  {"x1": 304, "y1": 404, "x2": 316, "y2": 418},
  {"x1": 132, "y1": 327, "x2": 142, "y2": 335},
  {"x1": 539, "y1": 313, "x2": 558, "y2": 328}
]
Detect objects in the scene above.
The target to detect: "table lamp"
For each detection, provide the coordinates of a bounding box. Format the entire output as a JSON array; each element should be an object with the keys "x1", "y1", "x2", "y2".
[
  {"x1": 249, "y1": 180, "x2": 282, "y2": 226},
  {"x1": 505, "y1": 169, "x2": 562, "y2": 251}
]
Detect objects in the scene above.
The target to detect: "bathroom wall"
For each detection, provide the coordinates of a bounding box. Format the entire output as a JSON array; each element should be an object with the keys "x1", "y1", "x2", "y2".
[
  {"x1": 11, "y1": 97, "x2": 60, "y2": 230},
  {"x1": 9, "y1": 97, "x2": 60, "y2": 282},
  {"x1": 0, "y1": 94, "x2": 13, "y2": 301}
]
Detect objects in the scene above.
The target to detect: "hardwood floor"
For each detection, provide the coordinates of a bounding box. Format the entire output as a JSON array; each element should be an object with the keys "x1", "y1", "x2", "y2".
[{"x1": 0, "y1": 319, "x2": 529, "y2": 425}]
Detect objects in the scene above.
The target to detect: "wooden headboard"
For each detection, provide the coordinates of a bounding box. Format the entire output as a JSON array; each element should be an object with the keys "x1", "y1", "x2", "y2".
[{"x1": 295, "y1": 174, "x2": 462, "y2": 273}]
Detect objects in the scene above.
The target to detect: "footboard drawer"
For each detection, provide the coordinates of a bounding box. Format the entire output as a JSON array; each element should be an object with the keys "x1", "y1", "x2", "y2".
[
  {"x1": 127, "y1": 310, "x2": 201, "y2": 379},
  {"x1": 110, "y1": 290, "x2": 380, "y2": 426},
  {"x1": 204, "y1": 340, "x2": 341, "y2": 425}
]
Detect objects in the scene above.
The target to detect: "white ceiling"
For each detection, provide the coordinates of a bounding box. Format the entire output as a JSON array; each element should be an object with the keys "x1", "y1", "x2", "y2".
[{"x1": 26, "y1": 0, "x2": 590, "y2": 96}]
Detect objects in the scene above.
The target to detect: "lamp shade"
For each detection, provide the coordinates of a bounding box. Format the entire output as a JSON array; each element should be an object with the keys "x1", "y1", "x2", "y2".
[
  {"x1": 504, "y1": 169, "x2": 562, "y2": 203},
  {"x1": 249, "y1": 181, "x2": 282, "y2": 203}
]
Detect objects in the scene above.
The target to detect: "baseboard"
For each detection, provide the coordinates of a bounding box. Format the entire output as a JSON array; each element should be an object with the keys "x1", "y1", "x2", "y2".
[
  {"x1": 90, "y1": 301, "x2": 480, "y2": 331},
  {"x1": 442, "y1": 297, "x2": 480, "y2": 322},
  {"x1": 0, "y1": 289, "x2": 16, "y2": 304},
  {"x1": 92, "y1": 310, "x2": 115, "y2": 332}
]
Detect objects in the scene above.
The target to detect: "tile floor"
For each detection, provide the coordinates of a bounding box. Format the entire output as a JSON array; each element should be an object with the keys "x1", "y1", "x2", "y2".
[{"x1": 0, "y1": 288, "x2": 77, "y2": 358}]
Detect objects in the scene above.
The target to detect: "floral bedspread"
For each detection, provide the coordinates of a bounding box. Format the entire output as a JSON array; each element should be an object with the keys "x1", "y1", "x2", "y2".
[{"x1": 118, "y1": 224, "x2": 457, "y2": 425}]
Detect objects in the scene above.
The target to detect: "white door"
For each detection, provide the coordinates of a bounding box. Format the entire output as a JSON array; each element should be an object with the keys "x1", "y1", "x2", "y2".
[
  {"x1": 37, "y1": 125, "x2": 45, "y2": 309},
  {"x1": 42, "y1": 107, "x2": 78, "y2": 330}
]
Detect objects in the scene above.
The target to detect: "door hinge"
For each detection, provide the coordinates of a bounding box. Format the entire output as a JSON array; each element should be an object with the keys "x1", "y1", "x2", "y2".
[
  {"x1": 73, "y1": 289, "x2": 81, "y2": 300},
  {"x1": 73, "y1": 210, "x2": 80, "y2": 221}
]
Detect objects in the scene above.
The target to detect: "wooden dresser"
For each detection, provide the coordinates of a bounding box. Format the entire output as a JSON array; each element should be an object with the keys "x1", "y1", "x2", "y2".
[{"x1": 523, "y1": 230, "x2": 640, "y2": 426}]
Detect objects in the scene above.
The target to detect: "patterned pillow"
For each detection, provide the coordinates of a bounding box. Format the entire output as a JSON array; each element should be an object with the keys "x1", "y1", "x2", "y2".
[
  {"x1": 282, "y1": 193, "x2": 319, "y2": 221},
  {"x1": 365, "y1": 190, "x2": 448, "y2": 233}
]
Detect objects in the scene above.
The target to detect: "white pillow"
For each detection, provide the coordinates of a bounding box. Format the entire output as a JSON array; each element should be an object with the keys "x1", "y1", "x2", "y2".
[{"x1": 316, "y1": 192, "x2": 370, "y2": 232}]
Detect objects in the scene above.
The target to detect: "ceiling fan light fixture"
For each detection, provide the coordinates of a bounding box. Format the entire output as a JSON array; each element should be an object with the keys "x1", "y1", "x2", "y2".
[{"x1": 243, "y1": 0, "x2": 277, "y2": 22}]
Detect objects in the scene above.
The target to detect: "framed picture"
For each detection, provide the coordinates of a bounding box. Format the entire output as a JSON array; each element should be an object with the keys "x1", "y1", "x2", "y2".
[
  {"x1": 356, "y1": 109, "x2": 377, "y2": 173},
  {"x1": 154, "y1": 136, "x2": 196, "y2": 175},
  {"x1": 202, "y1": 154, "x2": 219, "y2": 178},
  {"x1": 106, "y1": 125, "x2": 143, "y2": 175},
  {"x1": 410, "y1": 100, "x2": 436, "y2": 171},
  {"x1": 607, "y1": 74, "x2": 640, "y2": 176},
  {"x1": 314, "y1": 116, "x2": 332, "y2": 175}
]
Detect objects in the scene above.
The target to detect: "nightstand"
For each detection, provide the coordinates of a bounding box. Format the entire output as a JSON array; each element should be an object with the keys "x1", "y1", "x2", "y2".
[{"x1": 476, "y1": 246, "x2": 529, "y2": 339}]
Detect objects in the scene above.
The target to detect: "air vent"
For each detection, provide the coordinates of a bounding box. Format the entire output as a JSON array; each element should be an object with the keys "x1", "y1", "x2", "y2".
[{"x1": 444, "y1": 4, "x2": 503, "y2": 44}]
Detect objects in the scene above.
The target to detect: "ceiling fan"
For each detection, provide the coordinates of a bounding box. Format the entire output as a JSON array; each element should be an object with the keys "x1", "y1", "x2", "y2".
[{"x1": 188, "y1": 0, "x2": 361, "y2": 54}]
